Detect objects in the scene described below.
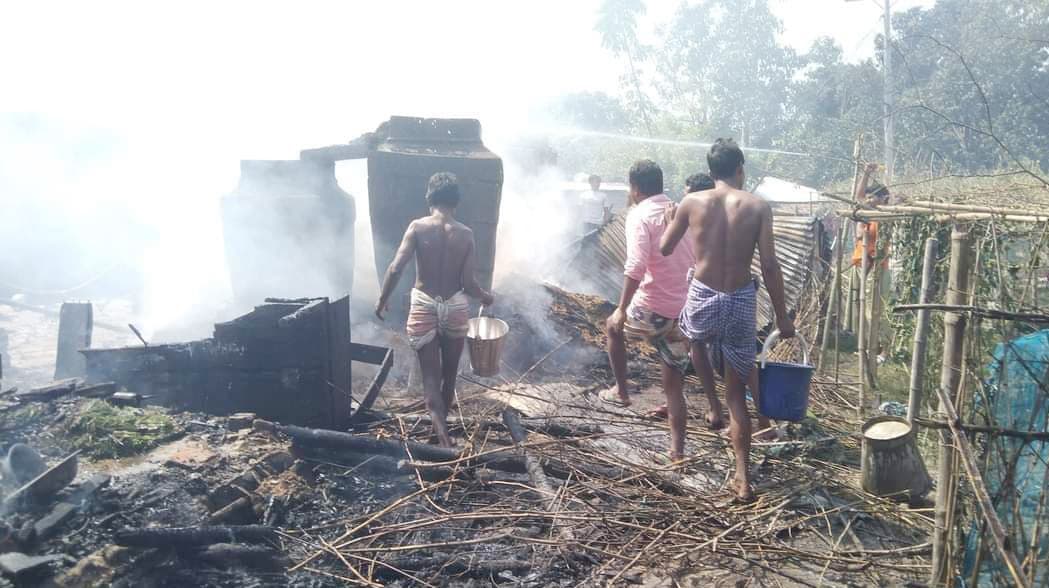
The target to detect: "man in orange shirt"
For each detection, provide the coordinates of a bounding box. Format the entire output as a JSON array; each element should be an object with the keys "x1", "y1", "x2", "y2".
[
  {"x1": 851, "y1": 165, "x2": 891, "y2": 273},
  {"x1": 851, "y1": 164, "x2": 892, "y2": 361}
]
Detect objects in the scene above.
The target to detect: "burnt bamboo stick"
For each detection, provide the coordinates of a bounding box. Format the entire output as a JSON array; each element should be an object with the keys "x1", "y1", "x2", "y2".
[
  {"x1": 280, "y1": 423, "x2": 526, "y2": 473},
  {"x1": 115, "y1": 525, "x2": 276, "y2": 548},
  {"x1": 502, "y1": 407, "x2": 574, "y2": 541}
]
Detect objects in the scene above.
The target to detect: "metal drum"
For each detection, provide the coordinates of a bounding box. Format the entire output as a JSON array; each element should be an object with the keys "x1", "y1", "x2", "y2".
[
  {"x1": 367, "y1": 117, "x2": 503, "y2": 323},
  {"x1": 861, "y1": 416, "x2": 932, "y2": 501},
  {"x1": 222, "y1": 159, "x2": 355, "y2": 303}
]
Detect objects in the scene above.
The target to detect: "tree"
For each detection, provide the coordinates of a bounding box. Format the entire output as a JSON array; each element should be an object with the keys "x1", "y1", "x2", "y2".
[
  {"x1": 653, "y1": 0, "x2": 797, "y2": 147},
  {"x1": 595, "y1": 0, "x2": 655, "y2": 134},
  {"x1": 580, "y1": 0, "x2": 1049, "y2": 190},
  {"x1": 890, "y1": 0, "x2": 1049, "y2": 176},
  {"x1": 548, "y1": 92, "x2": 632, "y2": 133}
]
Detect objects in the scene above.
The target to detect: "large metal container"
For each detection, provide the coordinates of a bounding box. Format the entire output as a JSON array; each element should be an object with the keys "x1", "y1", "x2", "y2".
[
  {"x1": 222, "y1": 159, "x2": 355, "y2": 303},
  {"x1": 367, "y1": 117, "x2": 503, "y2": 322},
  {"x1": 860, "y1": 416, "x2": 932, "y2": 501}
]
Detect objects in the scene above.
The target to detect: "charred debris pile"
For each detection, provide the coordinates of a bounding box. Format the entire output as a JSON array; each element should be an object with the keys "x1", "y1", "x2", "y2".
[{"x1": 0, "y1": 283, "x2": 933, "y2": 587}]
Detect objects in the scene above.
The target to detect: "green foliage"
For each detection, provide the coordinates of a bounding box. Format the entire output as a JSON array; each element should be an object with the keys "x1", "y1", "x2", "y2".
[
  {"x1": 890, "y1": 0, "x2": 1049, "y2": 174},
  {"x1": 0, "y1": 403, "x2": 47, "y2": 431},
  {"x1": 65, "y1": 400, "x2": 180, "y2": 459},
  {"x1": 548, "y1": 92, "x2": 632, "y2": 133},
  {"x1": 654, "y1": 0, "x2": 797, "y2": 146},
  {"x1": 561, "y1": 0, "x2": 1049, "y2": 189}
]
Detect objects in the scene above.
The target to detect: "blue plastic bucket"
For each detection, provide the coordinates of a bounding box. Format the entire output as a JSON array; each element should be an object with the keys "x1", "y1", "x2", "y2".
[{"x1": 757, "y1": 330, "x2": 813, "y2": 422}]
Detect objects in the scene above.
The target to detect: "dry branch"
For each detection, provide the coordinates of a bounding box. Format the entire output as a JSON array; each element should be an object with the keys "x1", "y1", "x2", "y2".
[{"x1": 935, "y1": 384, "x2": 1031, "y2": 588}]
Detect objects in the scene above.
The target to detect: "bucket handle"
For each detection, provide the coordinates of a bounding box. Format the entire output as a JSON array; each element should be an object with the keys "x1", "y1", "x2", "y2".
[{"x1": 759, "y1": 330, "x2": 810, "y2": 368}]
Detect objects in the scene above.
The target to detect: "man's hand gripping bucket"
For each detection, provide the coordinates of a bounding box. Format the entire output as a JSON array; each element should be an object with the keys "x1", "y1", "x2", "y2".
[
  {"x1": 757, "y1": 330, "x2": 814, "y2": 421},
  {"x1": 467, "y1": 307, "x2": 509, "y2": 377}
]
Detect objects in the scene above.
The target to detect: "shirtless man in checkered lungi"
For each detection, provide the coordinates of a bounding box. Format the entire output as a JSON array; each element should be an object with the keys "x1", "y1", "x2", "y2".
[{"x1": 660, "y1": 138, "x2": 796, "y2": 502}]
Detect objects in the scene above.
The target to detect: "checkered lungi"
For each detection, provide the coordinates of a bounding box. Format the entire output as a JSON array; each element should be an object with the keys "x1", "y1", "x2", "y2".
[
  {"x1": 678, "y1": 274, "x2": 758, "y2": 380},
  {"x1": 624, "y1": 304, "x2": 691, "y2": 374}
]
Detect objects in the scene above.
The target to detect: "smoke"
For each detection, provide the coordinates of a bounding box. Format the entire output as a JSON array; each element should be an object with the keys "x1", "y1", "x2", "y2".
[{"x1": 490, "y1": 159, "x2": 575, "y2": 285}]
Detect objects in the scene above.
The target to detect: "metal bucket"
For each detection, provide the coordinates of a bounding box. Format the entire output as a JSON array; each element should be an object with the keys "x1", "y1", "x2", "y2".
[
  {"x1": 757, "y1": 330, "x2": 814, "y2": 421},
  {"x1": 467, "y1": 315, "x2": 509, "y2": 377},
  {"x1": 861, "y1": 416, "x2": 932, "y2": 500}
]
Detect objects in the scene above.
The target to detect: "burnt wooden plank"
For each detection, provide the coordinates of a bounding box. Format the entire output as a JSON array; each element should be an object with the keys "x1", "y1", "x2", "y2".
[
  {"x1": 353, "y1": 346, "x2": 393, "y2": 419},
  {"x1": 327, "y1": 295, "x2": 351, "y2": 429},
  {"x1": 278, "y1": 298, "x2": 327, "y2": 328},
  {"x1": 350, "y1": 343, "x2": 389, "y2": 365}
]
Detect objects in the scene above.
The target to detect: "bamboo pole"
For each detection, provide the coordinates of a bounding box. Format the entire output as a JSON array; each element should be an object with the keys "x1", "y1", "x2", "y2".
[
  {"x1": 936, "y1": 213, "x2": 1049, "y2": 223},
  {"x1": 845, "y1": 266, "x2": 857, "y2": 333},
  {"x1": 907, "y1": 238, "x2": 938, "y2": 426},
  {"x1": 833, "y1": 224, "x2": 847, "y2": 384},
  {"x1": 858, "y1": 226, "x2": 870, "y2": 416},
  {"x1": 931, "y1": 227, "x2": 972, "y2": 586},
  {"x1": 844, "y1": 208, "x2": 1049, "y2": 224},
  {"x1": 868, "y1": 233, "x2": 887, "y2": 393},
  {"x1": 819, "y1": 223, "x2": 848, "y2": 371},
  {"x1": 842, "y1": 136, "x2": 863, "y2": 339},
  {"x1": 935, "y1": 384, "x2": 1032, "y2": 588},
  {"x1": 913, "y1": 199, "x2": 1048, "y2": 216},
  {"x1": 913, "y1": 417, "x2": 1049, "y2": 442}
]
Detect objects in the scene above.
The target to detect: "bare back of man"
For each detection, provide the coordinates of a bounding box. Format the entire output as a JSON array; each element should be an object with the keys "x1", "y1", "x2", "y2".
[
  {"x1": 410, "y1": 215, "x2": 476, "y2": 299},
  {"x1": 377, "y1": 173, "x2": 493, "y2": 448},
  {"x1": 660, "y1": 139, "x2": 794, "y2": 502},
  {"x1": 683, "y1": 186, "x2": 766, "y2": 293}
]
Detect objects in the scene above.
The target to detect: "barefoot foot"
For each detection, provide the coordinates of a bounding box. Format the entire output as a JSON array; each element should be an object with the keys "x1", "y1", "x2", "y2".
[
  {"x1": 732, "y1": 477, "x2": 755, "y2": 503},
  {"x1": 706, "y1": 409, "x2": 726, "y2": 430},
  {"x1": 645, "y1": 405, "x2": 669, "y2": 419},
  {"x1": 599, "y1": 387, "x2": 631, "y2": 407}
]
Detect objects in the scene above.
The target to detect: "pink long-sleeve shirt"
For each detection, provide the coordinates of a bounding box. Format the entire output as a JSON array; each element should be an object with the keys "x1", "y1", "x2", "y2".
[{"x1": 623, "y1": 194, "x2": 696, "y2": 319}]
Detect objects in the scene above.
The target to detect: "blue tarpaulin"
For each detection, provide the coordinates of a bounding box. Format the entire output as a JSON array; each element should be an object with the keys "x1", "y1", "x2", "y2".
[{"x1": 961, "y1": 330, "x2": 1049, "y2": 586}]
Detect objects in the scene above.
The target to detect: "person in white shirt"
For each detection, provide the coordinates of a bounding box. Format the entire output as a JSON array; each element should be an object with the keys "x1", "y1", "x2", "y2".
[{"x1": 580, "y1": 174, "x2": 611, "y2": 234}]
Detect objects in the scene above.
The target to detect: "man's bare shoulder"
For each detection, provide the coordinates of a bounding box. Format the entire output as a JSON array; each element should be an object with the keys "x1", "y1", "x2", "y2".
[
  {"x1": 728, "y1": 188, "x2": 768, "y2": 211},
  {"x1": 680, "y1": 190, "x2": 715, "y2": 209},
  {"x1": 450, "y1": 219, "x2": 473, "y2": 236}
]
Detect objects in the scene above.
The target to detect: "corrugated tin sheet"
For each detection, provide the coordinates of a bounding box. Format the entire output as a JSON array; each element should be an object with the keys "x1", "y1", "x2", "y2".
[{"x1": 558, "y1": 211, "x2": 821, "y2": 329}]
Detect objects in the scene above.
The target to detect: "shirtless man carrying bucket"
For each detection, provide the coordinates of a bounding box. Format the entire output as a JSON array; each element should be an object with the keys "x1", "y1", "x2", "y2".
[
  {"x1": 376, "y1": 172, "x2": 494, "y2": 447},
  {"x1": 660, "y1": 139, "x2": 795, "y2": 501}
]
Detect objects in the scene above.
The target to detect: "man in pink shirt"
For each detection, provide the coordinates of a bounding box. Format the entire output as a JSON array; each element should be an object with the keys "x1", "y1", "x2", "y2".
[{"x1": 602, "y1": 160, "x2": 722, "y2": 461}]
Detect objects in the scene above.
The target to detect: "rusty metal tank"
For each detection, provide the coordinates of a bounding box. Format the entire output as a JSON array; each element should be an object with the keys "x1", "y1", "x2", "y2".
[
  {"x1": 367, "y1": 116, "x2": 504, "y2": 322},
  {"x1": 221, "y1": 159, "x2": 355, "y2": 303}
]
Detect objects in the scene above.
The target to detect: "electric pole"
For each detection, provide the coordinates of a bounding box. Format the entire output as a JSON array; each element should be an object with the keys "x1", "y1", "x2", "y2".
[
  {"x1": 845, "y1": 0, "x2": 894, "y2": 181},
  {"x1": 883, "y1": 0, "x2": 894, "y2": 182}
]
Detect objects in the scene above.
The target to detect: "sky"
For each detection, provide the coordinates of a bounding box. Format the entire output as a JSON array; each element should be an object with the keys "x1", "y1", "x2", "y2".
[
  {"x1": 0, "y1": 0, "x2": 936, "y2": 145},
  {"x1": 0, "y1": 0, "x2": 936, "y2": 336}
]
